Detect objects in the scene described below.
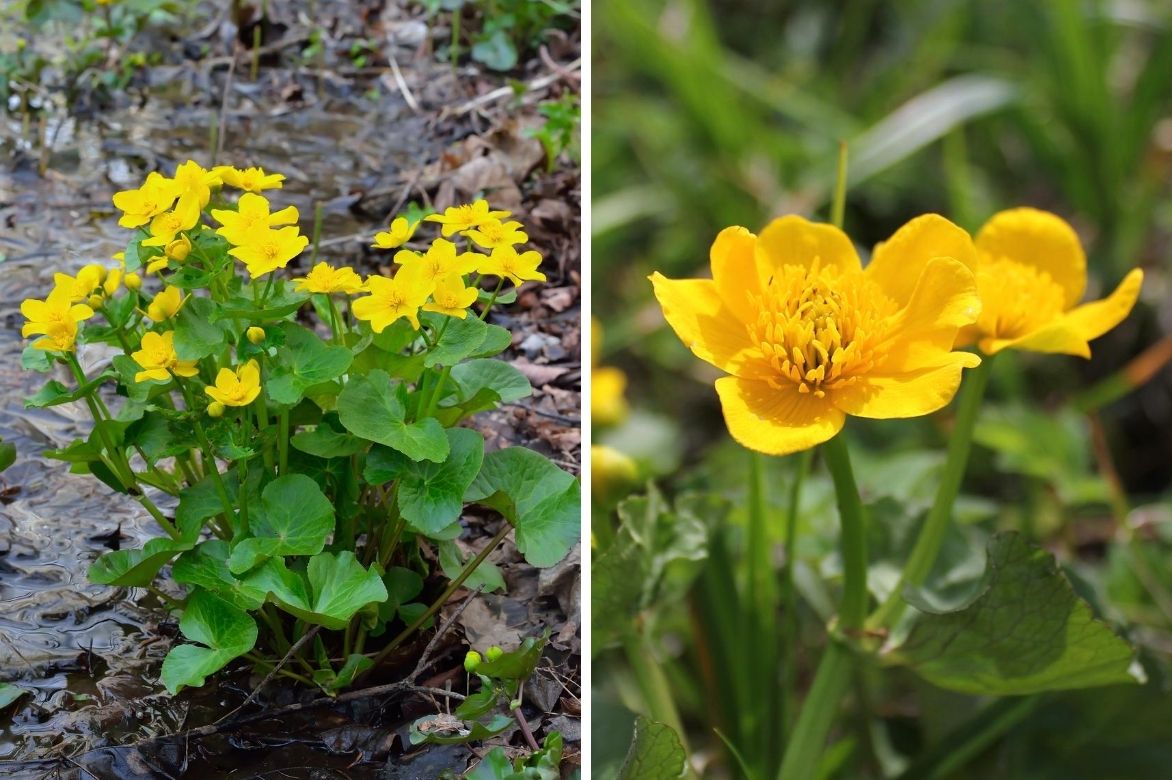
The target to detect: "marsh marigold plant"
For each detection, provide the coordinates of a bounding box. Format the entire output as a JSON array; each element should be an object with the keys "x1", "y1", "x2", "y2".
[
  {"x1": 19, "y1": 162, "x2": 579, "y2": 703},
  {"x1": 651, "y1": 214, "x2": 983, "y2": 455}
]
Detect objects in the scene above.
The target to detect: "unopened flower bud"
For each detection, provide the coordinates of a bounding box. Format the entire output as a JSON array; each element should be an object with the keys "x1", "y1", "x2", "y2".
[
  {"x1": 486, "y1": 646, "x2": 503, "y2": 662},
  {"x1": 591, "y1": 445, "x2": 639, "y2": 507},
  {"x1": 464, "y1": 650, "x2": 482, "y2": 672},
  {"x1": 246, "y1": 326, "x2": 266, "y2": 344},
  {"x1": 87, "y1": 293, "x2": 104, "y2": 309},
  {"x1": 166, "y1": 234, "x2": 192, "y2": 262},
  {"x1": 124, "y1": 272, "x2": 142, "y2": 291},
  {"x1": 207, "y1": 401, "x2": 225, "y2": 418}
]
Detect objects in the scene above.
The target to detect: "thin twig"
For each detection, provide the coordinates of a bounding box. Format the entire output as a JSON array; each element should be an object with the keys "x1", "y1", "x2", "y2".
[
  {"x1": 215, "y1": 625, "x2": 321, "y2": 724},
  {"x1": 212, "y1": 52, "x2": 237, "y2": 167},
  {"x1": 385, "y1": 48, "x2": 420, "y2": 114},
  {"x1": 413, "y1": 587, "x2": 483, "y2": 683},
  {"x1": 450, "y1": 59, "x2": 581, "y2": 115}
]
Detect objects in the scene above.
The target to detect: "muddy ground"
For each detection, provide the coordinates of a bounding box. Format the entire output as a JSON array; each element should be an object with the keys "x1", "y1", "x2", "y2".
[{"x1": 0, "y1": 1, "x2": 581, "y2": 777}]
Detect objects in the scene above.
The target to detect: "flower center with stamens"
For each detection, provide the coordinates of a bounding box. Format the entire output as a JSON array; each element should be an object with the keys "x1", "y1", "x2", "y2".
[
  {"x1": 750, "y1": 263, "x2": 897, "y2": 397},
  {"x1": 976, "y1": 257, "x2": 1066, "y2": 340}
]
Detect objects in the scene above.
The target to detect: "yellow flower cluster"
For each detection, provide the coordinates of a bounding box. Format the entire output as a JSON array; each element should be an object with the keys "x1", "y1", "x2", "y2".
[
  {"x1": 346, "y1": 199, "x2": 547, "y2": 333},
  {"x1": 651, "y1": 209, "x2": 1143, "y2": 455}
]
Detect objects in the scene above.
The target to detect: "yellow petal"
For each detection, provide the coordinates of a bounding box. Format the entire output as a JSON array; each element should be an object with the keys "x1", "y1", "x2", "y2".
[
  {"x1": 648, "y1": 273, "x2": 763, "y2": 378},
  {"x1": 975, "y1": 208, "x2": 1086, "y2": 308},
  {"x1": 709, "y1": 226, "x2": 760, "y2": 315},
  {"x1": 715, "y1": 376, "x2": 845, "y2": 456},
  {"x1": 830, "y1": 353, "x2": 979, "y2": 419},
  {"x1": 756, "y1": 215, "x2": 860, "y2": 278},
  {"x1": 879, "y1": 257, "x2": 981, "y2": 372},
  {"x1": 865, "y1": 214, "x2": 977, "y2": 308},
  {"x1": 982, "y1": 268, "x2": 1144, "y2": 358}
]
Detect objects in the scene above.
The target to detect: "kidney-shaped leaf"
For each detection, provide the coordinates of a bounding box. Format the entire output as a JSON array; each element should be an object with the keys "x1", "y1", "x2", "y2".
[
  {"x1": 465, "y1": 447, "x2": 579, "y2": 567},
  {"x1": 172, "y1": 540, "x2": 265, "y2": 611},
  {"x1": 228, "y1": 474, "x2": 335, "y2": 573},
  {"x1": 243, "y1": 552, "x2": 387, "y2": 630},
  {"x1": 337, "y1": 369, "x2": 448, "y2": 462},
  {"x1": 266, "y1": 325, "x2": 353, "y2": 406},
  {"x1": 618, "y1": 716, "x2": 687, "y2": 780},
  {"x1": 365, "y1": 428, "x2": 484, "y2": 535},
  {"x1": 886, "y1": 532, "x2": 1142, "y2": 695},
  {"x1": 160, "y1": 590, "x2": 258, "y2": 693}
]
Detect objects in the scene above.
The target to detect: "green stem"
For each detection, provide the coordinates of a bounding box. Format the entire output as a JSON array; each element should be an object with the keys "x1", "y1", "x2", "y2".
[
  {"x1": 622, "y1": 629, "x2": 690, "y2": 754},
  {"x1": 870, "y1": 356, "x2": 991, "y2": 629},
  {"x1": 179, "y1": 381, "x2": 237, "y2": 528},
  {"x1": 326, "y1": 295, "x2": 344, "y2": 344},
  {"x1": 479, "y1": 278, "x2": 505, "y2": 321},
  {"x1": 822, "y1": 435, "x2": 868, "y2": 630},
  {"x1": 780, "y1": 449, "x2": 812, "y2": 742},
  {"x1": 777, "y1": 642, "x2": 853, "y2": 780},
  {"x1": 278, "y1": 407, "x2": 289, "y2": 476},
  {"x1": 894, "y1": 697, "x2": 1038, "y2": 780},
  {"x1": 745, "y1": 451, "x2": 777, "y2": 771},
  {"x1": 777, "y1": 434, "x2": 868, "y2": 780}
]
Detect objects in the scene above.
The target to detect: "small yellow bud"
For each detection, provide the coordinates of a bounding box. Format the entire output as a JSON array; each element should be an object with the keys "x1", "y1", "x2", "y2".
[
  {"x1": 103, "y1": 268, "x2": 123, "y2": 296},
  {"x1": 591, "y1": 445, "x2": 640, "y2": 508},
  {"x1": 486, "y1": 646, "x2": 503, "y2": 662},
  {"x1": 87, "y1": 293, "x2": 104, "y2": 309},
  {"x1": 207, "y1": 401, "x2": 226, "y2": 418},
  {"x1": 124, "y1": 272, "x2": 142, "y2": 291},
  {"x1": 464, "y1": 650, "x2": 482, "y2": 672},
  {"x1": 246, "y1": 326, "x2": 266, "y2": 345},
  {"x1": 81, "y1": 263, "x2": 107, "y2": 285},
  {"x1": 166, "y1": 234, "x2": 192, "y2": 262}
]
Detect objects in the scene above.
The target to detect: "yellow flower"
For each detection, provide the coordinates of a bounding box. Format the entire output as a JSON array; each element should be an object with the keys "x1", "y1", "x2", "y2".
[
  {"x1": 423, "y1": 273, "x2": 479, "y2": 318},
  {"x1": 21, "y1": 287, "x2": 94, "y2": 352},
  {"x1": 958, "y1": 208, "x2": 1144, "y2": 357},
  {"x1": 213, "y1": 165, "x2": 285, "y2": 193},
  {"x1": 424, "y1": 200, "x2": 511, "y2": 236},
  {"x1": 172, "y1": 160, "x2": 219, "y2": 213},
  {"x1": 212, "y1": 193, "x2": 300, "y2": 246},
  {"x1": 205, "y1": 360, "x2": 262, "y2": 407},
  {"x1": 141, "y1": 199, "x2": 200, "y2": 248},
  {"x1": 352, "y1": 263, "x2": 434, "y2": 332},
  {"x1": 291, "y1": 262, "x2": 366, "y2": 294},
  {"x1": 52, "y1": 264, "x2": 106, "y2": 303},
  {"x1": 650, "y1": 214, "x2": 983, "y2": 456},
  {"x1": 112, "y1": 172, "x2": 178, "y2": 229},
  {"x1": 372, "y1": 217, "x2": 418, "y2": 249},
  {"x1": 465, "y1": 219, "x2": 528, "y2": 250},
  {"x1": 477, "y1": 246, "x2": 546, "y2": 286},
  {"x1": 227, "y1": 226, "x2": 309, "y2": 278},
  {"x1": 131, "y1": 331, "x2": 199, "y2": 383},
  {"x1": 146, "y1": 285, "x2": 185, "y2": 321},
  {"x1": 397, "y1": 239, "x2": 480, "y2": 285},
  {"x1": 593, "y1": 367, "x2": 629, "y2": 427}
]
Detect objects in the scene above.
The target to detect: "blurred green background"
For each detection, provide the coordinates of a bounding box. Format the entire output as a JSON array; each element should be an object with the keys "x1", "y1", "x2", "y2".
[
  {"x1": 594, "y1": 0, "x2": 1172, "y2": 489},
  {"x1": 592, "y1": 1, "x2": 1172, "y2": 777}
]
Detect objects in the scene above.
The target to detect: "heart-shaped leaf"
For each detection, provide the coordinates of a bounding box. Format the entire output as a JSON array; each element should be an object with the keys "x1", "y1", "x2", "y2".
[
  {"x1": 160, "y1": 590, "x2": 257, "y2": 693},
  {"x1": 228, "y1": 474, "x2": 335, "y2": 573},
  {"x1": 243, "y1": 552, "x2": 388, "y2": 630},
  {"x1": 172, "y1": 540, "x2": 265, "y2": 611},
  {"x1": 886, "y1": 532, "x2": 1142, "y2": 695},
  {"x1": 266, "y1": 324, "x2": 353, "y2": 405},
  {"x1": 291, "y1": 415, "x2": 368, "y2": 458},
  {"x1": 450, "y1": 359, "x2": 532, "y2": 405},
  {"x1": 173, "y1": 296, "x2": 226, "y2": 360},
  {"x1": 364, "y1": 428, "x2": 484, "y2": 535},
  {"x1": 337, "y1": 369, "x2": 448, "y2": 462},
  {"x1": 465, "y1": 448, "x2": 579, "y2": 567}
]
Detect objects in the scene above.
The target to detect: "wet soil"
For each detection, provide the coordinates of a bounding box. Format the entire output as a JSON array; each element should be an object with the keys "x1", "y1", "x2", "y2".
[{"x1": 0, "y1": 1, "x2": 581, "y2": 776}]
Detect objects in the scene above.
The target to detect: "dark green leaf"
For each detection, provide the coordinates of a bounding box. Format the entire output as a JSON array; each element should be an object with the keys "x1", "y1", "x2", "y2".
[
  {"x1": 337, "y1": 369, "x2": 448, "y2": 463},
  {"x1": 160, "y1": 590, "x2": 258, "y2": 693},
  {"x1": 228, "y1": 474, "x2": 335, "y2": 573},
  {"x1": 450, "y1": 359, "x2": 531, "y2": 405},
  {"x1": 618, "y1": 717, "x2": 687, "y2": 780},
  {"x1": 172, "y1": 540, "x2": 265, "y2": 611},
  {"x1": 887, "y1": 532, "x2": 1142, "y2": 695},
  {"x1": 465, "y1": 448, "x2": 579, "y2": 567},
  {"x1": 243, "y1": 552, "x2": 388, "y2": 630},
  {"x1": 88, "y1": 536, "x2": 197, "y2": 587},
  {"x1": 266, "y1": 324, "x2": 353, "y2": 406},
  {"x1": 291, "y1": 416, "x2": 368, "y2": 458},
  {"x1": 174, "y1": 296, "x2": 226, "y2": 360},
  {"x1": 0, "y1": 440, "x2": 15, "y2": 473},
  {"x1": 365, "y1": 428, "x2": 484, "y2": 535},
  {"x1": 423, "y1": 313, "x2": 488, "y2": 367}
]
